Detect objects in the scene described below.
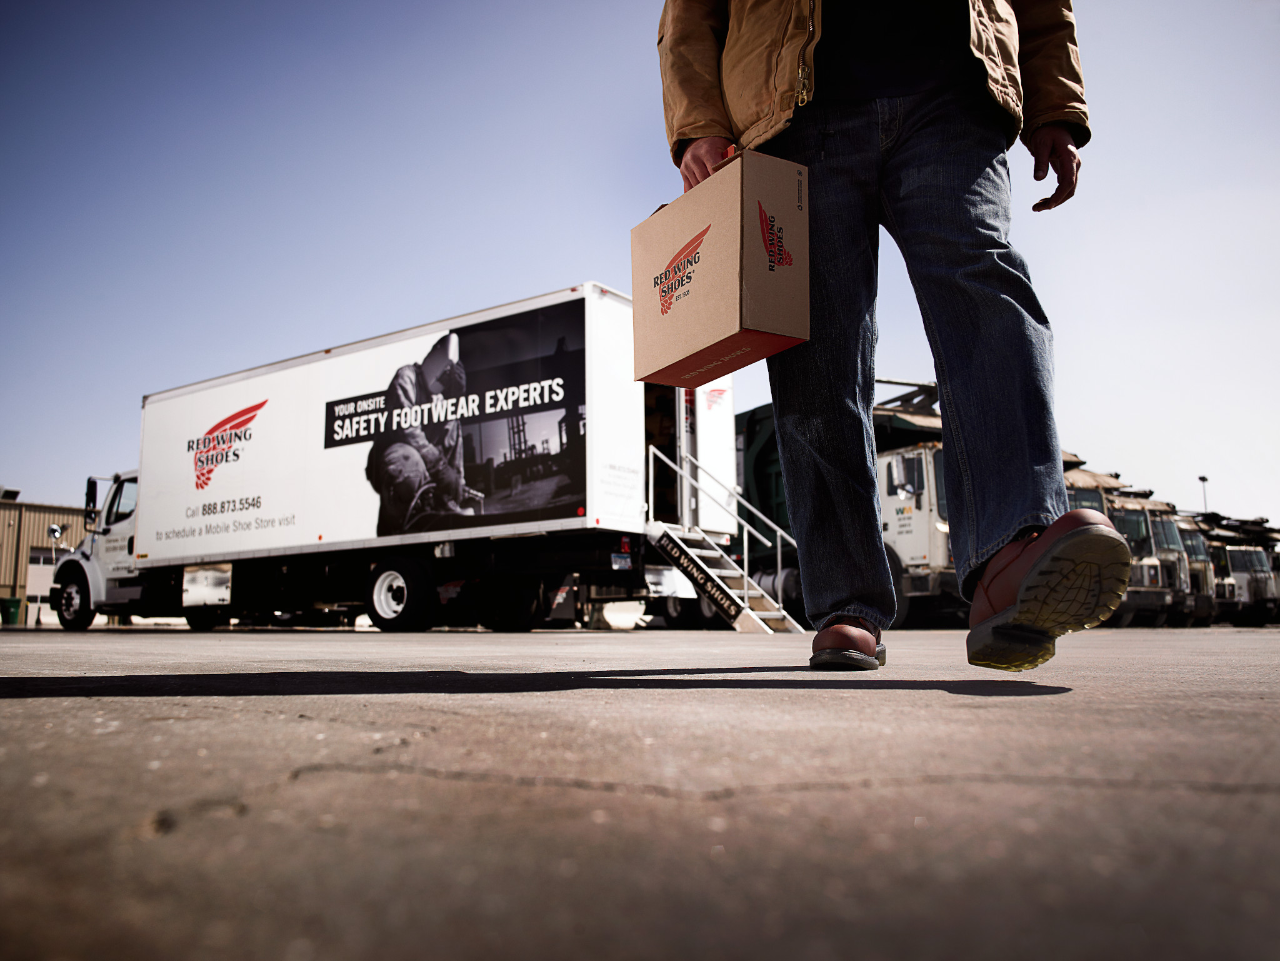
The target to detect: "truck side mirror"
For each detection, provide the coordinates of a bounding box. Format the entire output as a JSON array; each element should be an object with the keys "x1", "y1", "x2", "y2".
[{"x1": 84, "y1": 478, "x2": 98, "y2": 527}]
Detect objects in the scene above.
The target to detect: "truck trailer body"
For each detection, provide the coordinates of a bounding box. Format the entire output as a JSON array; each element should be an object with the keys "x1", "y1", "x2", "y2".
[{"x1": 52, "y1": 284, "x2": 739, "y2": 631}]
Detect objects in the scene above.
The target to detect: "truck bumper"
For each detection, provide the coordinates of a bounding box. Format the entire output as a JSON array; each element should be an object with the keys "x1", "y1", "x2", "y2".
[{"x1": 1117, "y1": 589, "x2": 1170, "y2": 613}]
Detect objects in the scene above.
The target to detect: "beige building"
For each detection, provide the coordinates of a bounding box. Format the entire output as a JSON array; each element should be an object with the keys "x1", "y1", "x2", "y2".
[{"x1": 1, "y1": 496, "x2": 90, "y2": 626}]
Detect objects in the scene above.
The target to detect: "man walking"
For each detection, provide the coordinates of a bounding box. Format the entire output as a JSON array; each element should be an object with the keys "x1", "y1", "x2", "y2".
[{"x1": 658, "y1": 1, "x2": 1130, "y2": 671}]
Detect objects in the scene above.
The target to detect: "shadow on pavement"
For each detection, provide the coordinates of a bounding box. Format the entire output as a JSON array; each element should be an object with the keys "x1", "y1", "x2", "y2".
[{"x1": 0, "y1": 668, "x2": 1069, "y2": 699}]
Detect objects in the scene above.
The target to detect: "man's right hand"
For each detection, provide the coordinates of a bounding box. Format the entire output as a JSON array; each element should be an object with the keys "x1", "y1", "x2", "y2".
[{"x1": 680, "y1": 136, "x2": 735, "y2": 192}]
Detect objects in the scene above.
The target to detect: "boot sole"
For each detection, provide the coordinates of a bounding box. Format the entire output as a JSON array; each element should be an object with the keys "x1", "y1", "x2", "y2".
[
  {"x1": 967, "y1": 525, "x2": 1131, "y2": 672},
  {"x1": 810, "y1": 643, "x2": 887, "y2": 671}
]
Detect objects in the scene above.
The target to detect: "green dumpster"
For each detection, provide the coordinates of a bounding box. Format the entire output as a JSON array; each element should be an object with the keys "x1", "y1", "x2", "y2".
[{"x1": 0, "y1": 597, "x2": 23, "y2": 626}]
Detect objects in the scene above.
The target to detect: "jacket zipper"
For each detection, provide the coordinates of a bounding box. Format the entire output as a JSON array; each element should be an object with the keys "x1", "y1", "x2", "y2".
[{"x1": 796, "y1": 0, "x2": 815, "y2": 106}]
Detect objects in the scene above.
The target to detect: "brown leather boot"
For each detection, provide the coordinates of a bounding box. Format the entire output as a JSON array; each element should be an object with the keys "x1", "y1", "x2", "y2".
[
  {"x1": 809, "y1": 617, "x2": 887, "y2": 671},
  {"x1": 966, "y1": 509, "x2": 1130, "y2": 672}
]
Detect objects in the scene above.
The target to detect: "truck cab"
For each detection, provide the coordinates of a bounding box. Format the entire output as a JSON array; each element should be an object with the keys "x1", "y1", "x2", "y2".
[
  {"x1": 1104, "y1": 494, "x2": 1173, "y2": 626},
  {"x1": 52, "y1": 472, "x2": 141, "y2": 628},
  {"x1": 1225, "y1": 545, "x2": 1278, "y2": 624},
  {"x1": 1173, "y1": 516, "x2": 1219, "y2": 625},
  {"x1": 1206, "y1": 539, "x2": 1240, "y2": 621},
  {"x1": 876, "y1": 441, "x2": 957, "y2": 627},
  {"x1": 1149, "y1": 509, "x2": 1193, "y2": 624}
]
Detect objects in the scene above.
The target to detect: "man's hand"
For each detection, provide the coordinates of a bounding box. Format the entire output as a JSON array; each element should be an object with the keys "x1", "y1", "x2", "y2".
[
  {"x1": 680, "y1": 136, "x2": 735, "y2": 192},
  {"x1": 1029, "y1": 123, "x2": 1081, "y2": 212}
]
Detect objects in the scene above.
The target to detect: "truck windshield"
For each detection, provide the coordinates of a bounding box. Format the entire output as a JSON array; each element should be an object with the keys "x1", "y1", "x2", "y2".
[
  {"x1": 1178, "y1": 530, "x2": 1210, "y2": 562},
  {"x1": 1229, "y1": 549, "x2": 1271, "y2": 573},
  {"x1": 1152, "y1": 517, "x2": 1183, "y2": 552},
  {"x1": 1210, "y1": 545, "x2": 1230, "y2": 579},
  {"x1": 1110, "y1": 509, "x2": 1151, "y2": 558},
  {"x1": 932, "y1": 453, "x2": 947, "y2": 522},
  {"x1": 1067, "y1": 488, "x2": 1104, "y2": 512}
]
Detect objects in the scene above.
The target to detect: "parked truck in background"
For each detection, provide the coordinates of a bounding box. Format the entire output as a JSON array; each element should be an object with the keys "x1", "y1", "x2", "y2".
[
  {"x1": 52, "y1": 284, "x2": 745, "y2": 633},
  {"x1": 1173, "y1": 515, "x2": 1222, "y2": 626},
  {"x1": 1099, "y1": 493, "x2": 1178, "y2": 627},
  {"x1": 1223, "y1": 545, "x2": 1277, "y2": 624},
  {"x1": 734, "y1": 391, "x2": 1154, "y2": 630},
  {"x1": 735, "y1": 381, "x2": 964, "y2": 629},
  {"x1": 1193, "y1": 514, "x2": 1280, "y2": 625}
]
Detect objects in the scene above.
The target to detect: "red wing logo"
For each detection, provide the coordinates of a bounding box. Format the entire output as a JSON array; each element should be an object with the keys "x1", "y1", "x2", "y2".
[
  {"x1": 189, "y1": 400, "x2": 267, "y2": 490},
  {"x1": 758, "y1": 202, "x2": 793, "y2": 271},
  {"x1": 654, "y1": 224, "x2": 711, "y2": 315}
]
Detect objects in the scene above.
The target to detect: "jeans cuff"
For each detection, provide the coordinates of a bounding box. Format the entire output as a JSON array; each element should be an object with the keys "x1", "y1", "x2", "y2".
[
  {"x1": 957, "y1": 510, "x2": 1062, "y2": 600},
  {"x1": 816, "y1": 603, "x2": 892, "y2": 634}
]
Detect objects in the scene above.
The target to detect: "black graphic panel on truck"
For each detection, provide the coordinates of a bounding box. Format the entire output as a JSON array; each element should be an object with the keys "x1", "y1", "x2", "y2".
[{"x1": 323, "y1": 299, "x2": 586, "y2": 537}]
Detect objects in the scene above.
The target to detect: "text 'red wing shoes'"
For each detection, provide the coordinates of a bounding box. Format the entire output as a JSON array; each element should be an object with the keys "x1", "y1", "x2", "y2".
[{"x1": 966, "y1": 509, "x2": 1131, "y2": 672}]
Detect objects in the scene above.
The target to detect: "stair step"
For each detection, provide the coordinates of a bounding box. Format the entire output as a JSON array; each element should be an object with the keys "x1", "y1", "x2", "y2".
[{"x1": 755, "y1": 610, "x2": 787, "y2": 619}]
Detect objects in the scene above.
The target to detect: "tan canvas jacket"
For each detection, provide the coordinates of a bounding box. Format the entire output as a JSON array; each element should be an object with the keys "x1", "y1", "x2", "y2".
[{"x1": 658, "y1": 0, "x2": 1090, "y2": 164}]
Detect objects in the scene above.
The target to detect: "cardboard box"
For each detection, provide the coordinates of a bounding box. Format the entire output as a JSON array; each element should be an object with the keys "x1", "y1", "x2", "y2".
[{"x1": 631, "y1": 150, "x2": 809, "y2": 388}]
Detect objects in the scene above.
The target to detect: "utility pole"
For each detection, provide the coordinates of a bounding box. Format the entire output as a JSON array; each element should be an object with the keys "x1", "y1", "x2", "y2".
[{"x1": 1198, "y1": 476, "x2": 1208, "y2": 513}]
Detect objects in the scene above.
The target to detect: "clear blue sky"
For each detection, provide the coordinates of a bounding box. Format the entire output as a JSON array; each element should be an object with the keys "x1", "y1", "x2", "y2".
[{"x1": 2, "y1": 0, "x2": 1277, "y2": 524}]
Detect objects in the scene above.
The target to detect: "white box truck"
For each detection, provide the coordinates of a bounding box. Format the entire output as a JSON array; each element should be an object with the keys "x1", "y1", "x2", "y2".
[{"x1": 51, "y1": 284, "x2": 744, "y2": 632}]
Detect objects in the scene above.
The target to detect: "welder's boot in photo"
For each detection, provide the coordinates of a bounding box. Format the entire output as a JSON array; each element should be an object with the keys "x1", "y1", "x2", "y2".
[
  {"x1": 809, "y1": 617, "x2": 887, "y2": 671},
  {"x1": 966, "y1": 509, "x2": 1131, "y2": 672}
]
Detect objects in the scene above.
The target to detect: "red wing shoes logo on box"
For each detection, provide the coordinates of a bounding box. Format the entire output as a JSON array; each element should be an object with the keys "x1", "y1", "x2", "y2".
[
  {"x1": 654, "y1": 224, "x2": 711, "y2": 315},
  {"x1": 758, "y1": 202, "x2": 793, "y2": 271},
  {"x1": 188, "y1": 400, "x2": 267, "y2": 490}
]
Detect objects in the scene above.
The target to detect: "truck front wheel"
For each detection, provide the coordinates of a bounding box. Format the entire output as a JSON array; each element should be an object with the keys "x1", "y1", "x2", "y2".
[
  {"x1": 56, "y1": 566, "x2": 95, "y2": 631},
  {"x1": 367, "y1": 560, "x2": 432, "y2": 632}
]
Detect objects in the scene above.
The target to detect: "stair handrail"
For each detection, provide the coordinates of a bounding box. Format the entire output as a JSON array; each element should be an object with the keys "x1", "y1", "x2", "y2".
[
  {"x1": 648, "y1": 445, "x2": 773, "y2": 548},
  {"x1": 679, "y1": 451, "x2": 798, "y2": 550},
  {"x1": 678, "y1": 449, "x2": 796, "y2": 589},
  {"x1": 649, "y1": 444, "x2": 798, "y2": 601},
  {"x1": 688, "y1": 524, "x2": 788, "y2": 617}
]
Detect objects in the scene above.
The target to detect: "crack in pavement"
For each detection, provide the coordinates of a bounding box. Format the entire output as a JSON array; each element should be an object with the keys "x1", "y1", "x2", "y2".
[{"x1": 285, "y1": 761, "x2": 1280, "y2": 800}]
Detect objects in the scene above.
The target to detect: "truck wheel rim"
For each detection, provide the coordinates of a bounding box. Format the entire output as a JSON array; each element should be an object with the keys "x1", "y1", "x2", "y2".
[
  {"x1": 373, "y1": 571, "x2": 408, "y2": 619},
  {"x1": 61, "y1": 585, "x2": 81, "y2": 618}
]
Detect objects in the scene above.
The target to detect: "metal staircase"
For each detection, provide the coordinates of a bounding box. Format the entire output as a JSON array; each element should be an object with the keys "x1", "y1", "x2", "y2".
[{"x1": 647, "y1": 444, "x2": 805, "y2": 634}]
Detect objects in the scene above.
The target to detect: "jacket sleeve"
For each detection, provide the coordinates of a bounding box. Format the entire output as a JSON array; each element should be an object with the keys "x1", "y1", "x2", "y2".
[
  {"x1": 658, "y1": 0, "x2": 735, "y2": 165},
  {"x1": 388, "y1": 366, "x2": 445, "y2": 472},
  {"x1": 1010, "y1": 0, "x2": 1091, "y2": 147}
]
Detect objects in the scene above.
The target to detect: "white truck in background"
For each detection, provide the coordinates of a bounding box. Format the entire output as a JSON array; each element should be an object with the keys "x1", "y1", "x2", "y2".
[
  {"x1": 877, "y1": 441, "x2": 956, "y2": 627},
  {"x1": 52, "y1": 284, "x2": 745, "y2": 633}
]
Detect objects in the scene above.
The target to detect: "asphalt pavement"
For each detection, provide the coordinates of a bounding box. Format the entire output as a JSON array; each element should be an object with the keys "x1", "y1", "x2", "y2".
[{"x1": 1, "y1": 625, "x2": 1277, "y2": 961}]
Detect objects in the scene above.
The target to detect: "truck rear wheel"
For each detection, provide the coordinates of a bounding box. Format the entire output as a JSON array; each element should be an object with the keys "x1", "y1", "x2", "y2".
[
  {"x1": 367, "y1": 560, "x2": 432, "y2": 632},
  {"x1": 56, "y1": 566, "x2": 95, "y2": 631},
  {"x1": 479, "y1": 578, "x2": 545, "y2": 633},
  {"x1": 185, "y1": 609, "x2": 231, "y2": 631},
  {"x1": 645, "y1": 596, "x2": 697, "y2": 629}
]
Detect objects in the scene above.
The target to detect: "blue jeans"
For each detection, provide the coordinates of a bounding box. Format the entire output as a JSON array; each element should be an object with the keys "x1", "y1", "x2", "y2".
[{"x1": 759, "y1": 85, "x2": 1069, "y2": 631}]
